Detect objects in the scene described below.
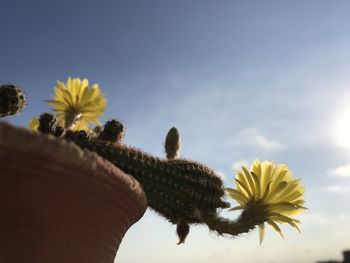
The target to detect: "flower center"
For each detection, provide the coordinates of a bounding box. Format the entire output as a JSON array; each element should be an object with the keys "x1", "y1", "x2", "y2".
[{"x1": 65, "y1": 107, "x2": 82, "y2": 130}]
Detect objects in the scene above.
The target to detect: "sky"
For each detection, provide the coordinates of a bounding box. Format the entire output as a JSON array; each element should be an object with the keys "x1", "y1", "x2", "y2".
[{"x1": 1, "y1": 1, "x2": 350, "y2": 262}]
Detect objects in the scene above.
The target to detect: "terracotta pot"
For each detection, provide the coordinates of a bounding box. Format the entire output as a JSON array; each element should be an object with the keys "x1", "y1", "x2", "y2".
[{"x1": 0, "y1": 122, "x2": 147, "y2": 263}]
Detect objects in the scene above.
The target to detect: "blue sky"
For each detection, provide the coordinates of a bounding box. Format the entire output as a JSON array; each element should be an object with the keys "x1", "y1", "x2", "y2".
[{"x1": 2, "y1": 1, "x2": 350, "y2": 262}]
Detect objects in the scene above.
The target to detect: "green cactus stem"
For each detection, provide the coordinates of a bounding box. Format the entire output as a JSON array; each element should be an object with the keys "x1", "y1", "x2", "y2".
[
  {"x1": 203, "y1": 200, "x2": 269, "y2": 237},
  {"x1": 63, "y1": 130, "x2": 229, "y2": 224},
  {"x1": 37, "y1": 120, "x2": 271, "y2": 243},
  {"x1": 0, "y1": 84, "x2": 26, "y2": 117}
]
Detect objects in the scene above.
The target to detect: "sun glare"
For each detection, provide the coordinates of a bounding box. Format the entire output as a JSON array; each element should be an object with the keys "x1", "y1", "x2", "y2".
[{"x1": 334, "y1": 107, "x2": 350, "y2": 148}]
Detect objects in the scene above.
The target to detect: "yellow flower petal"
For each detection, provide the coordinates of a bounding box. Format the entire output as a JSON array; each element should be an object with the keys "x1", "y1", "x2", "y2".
[
  {"x1": 266, "y1": 181, "x2": 288, "y2": 202},
  {"x1": 45, "y1": 99, "x2": 68, "y2": 110},
  {"x1": 269, "y1": 212, "x2": 300, "y2": 224},
  {"x1": 259, "y1": 223, "x2": 265, "y2": 244},
  {"x1": 288, "y1": 220, "x2": 301, "y2": 233},
  {"x1": 251, "y1": 172, "x2": 261, "y2": 198},
  {"x1": 267, "y1": 219, "x2": 284, "y2": 239},
  {"x1": 235, "y1": 178, "x2": 252, "y2": 198},
  {"x1": 28, "y1": 117, "x2": 39, "y2": 131},
  {"x1": 251, "y1": 160, "x2": 262, "y2": 177},
  {"x1": 261, "y1": 181, "x2": 272, "y2": 200},
  {"x1": 260, "y1": 161, "x2": 273, "y2": 192},
  {"x1": 225, "y1": 188, "x2": 248, "y2": 205},
  {"x1": 236, "y1": 171, "x2": 253, "y2": 197},
  {"x1": 269, "y1": 202, "x2": 300, "y2": 213},
  {"x1": 228, "y1": 205, "x2": 243, "y2": 211},
  {"x1": 242, "y1": 166, "x2": 256, "y2": 194}
]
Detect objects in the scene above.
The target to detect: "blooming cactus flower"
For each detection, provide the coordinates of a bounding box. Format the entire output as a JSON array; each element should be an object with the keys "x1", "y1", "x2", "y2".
[
  {"x1": 226, "y1": 160, "x2": 307, "y2": 243},
  {"x1": 45, "y1": 77, "x2": 106, "y2": 130}
]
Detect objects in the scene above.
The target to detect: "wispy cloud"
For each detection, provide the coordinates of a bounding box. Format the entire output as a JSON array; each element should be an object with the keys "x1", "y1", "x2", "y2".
[
  {"x1": 323, "y1": 185, "x2": 350, "y2": 193},
  {"x1": 299, "y1": 212, "x2": 330, "y2": 226},
  {"x1": 329, "y1": 164, "x2": 350, "y2": 177},
  {"x1": 299, "y1": 212, "x2": 350, "y2": 239},
  {"x1": 234, "y1": 128, "x2": 285, "y2": 152}
]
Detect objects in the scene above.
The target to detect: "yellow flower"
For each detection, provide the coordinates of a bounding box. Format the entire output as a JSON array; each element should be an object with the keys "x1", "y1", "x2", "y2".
[
  {"x1": 45, "y1": 77, "x2": 106, "y2": 130},
  {"x1": 28, "y1": 116, "x2": 39, "y2": 131},
  {"x1": 226, "y1": 160, "x2": 307, "y2": 244}
]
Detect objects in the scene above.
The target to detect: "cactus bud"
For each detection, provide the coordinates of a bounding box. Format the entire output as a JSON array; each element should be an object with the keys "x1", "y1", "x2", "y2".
[
  {"x1": 99, "y1": 119, "x2": 125, "y2": 144},
  {"x1": 165, "y1": 127, "x2": 180, "y2": 159},
  {"x1": 38, "y1": 113, "x2": 57, "y2": 134},
  {"x1": 176, "y1": 220, "x2": 190, "y2": 245},
  {"x1": 37, "y1": 113, "x2": 64, "y2": 137},
  {"x1": 0, "y1": 84, "x2": 26, "y2": 117},
  {"x1": 53, "y1": 126, "x2": 65, "y2": 137}
]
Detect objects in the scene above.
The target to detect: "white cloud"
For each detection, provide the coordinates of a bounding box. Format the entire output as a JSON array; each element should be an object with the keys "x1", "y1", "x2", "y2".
[
  {"x1": 323, "y1": 185, "x2": 350, "y2": 193},
  {"x1": 234, "y1": 128, "x2": 285, "y2": 152},
  {"x1": 299, "y1": 212, "x2": 330, "y2": 226},
  {"x1": 329, "y1": 164, "x2": 350, "y2": 177}
]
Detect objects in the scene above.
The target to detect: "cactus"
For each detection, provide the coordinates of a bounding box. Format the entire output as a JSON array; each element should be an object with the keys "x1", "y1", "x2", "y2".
[
  {"x1": 37, "y1": 117, "x2": 273, "y2": 244},
  {"x1": 65, "y1": 126, "x2": 230, "y2": 225},
  {"x1": 0, "y1": 84, "x2": 26, "y2": 117},
  {"x1": 17, "y1": 79, "x2": 306, "y2": 245},
  {"x1": 34, "y1": 115, "x2": 275, "y2": 244}
]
